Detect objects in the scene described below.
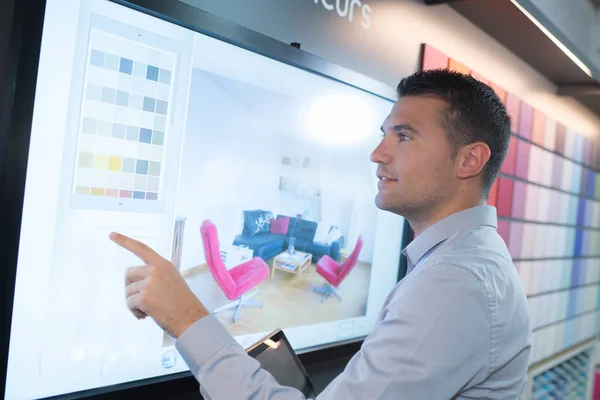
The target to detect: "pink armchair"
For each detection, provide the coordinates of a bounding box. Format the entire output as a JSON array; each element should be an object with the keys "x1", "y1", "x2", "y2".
[
  {"x1": 313, "y1": 235, "x2": 363, "y2": 301},
  {"x1": 200, "y1": 219, "x2": 270, "y2": 322}
]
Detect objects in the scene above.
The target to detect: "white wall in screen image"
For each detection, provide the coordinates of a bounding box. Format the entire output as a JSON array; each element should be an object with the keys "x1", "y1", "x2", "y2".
[{"x1": 313, "y1": 0, "x2": 372, "y2": 29}]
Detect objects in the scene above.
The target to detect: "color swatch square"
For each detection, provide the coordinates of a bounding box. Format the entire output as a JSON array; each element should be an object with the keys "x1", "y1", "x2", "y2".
[
  {"x1": 129, "y1": 93, "x2": 143, "y2": 110},
  {"x1": 75, "y1": 185, "x2": 90, "y2": 195},
  {"x1": 146, "y1": 65, "x2": 159, "y2": 81},
  {"x1": 147, "y1": 176, "x2": 159, "y2": 192},
  {"x1": 115, "y1": 90, "x2": 129, "y2": 107},
  {"x1": 82, "y1": 117, "x2": 97, "y2": 134},
  {"x1": 501, "y1": 136, "x2": 518, "y2": 175},
  {"x1": 112, "y1": 123, "x2": 126, "y2": 139},
  {"x1": 135, "y1": 159, "x2": 149, "y2": 175},
  {"x1": 119, "y1": 57, "x2": 133, "y2": 75},
  {"x1": 104, "y1": 54, "x2": 119, "y2": 71},
  {"x1": 97, "y1": 120, "x2": 112, "y2": 137},
  {"x1": 121, "y1": 173, "x2": 134, "y2": 190},
  {"x1": 122, "y1": 158, "x2": 135, "y2": 173},
  {"x1": 93, "y1": 154, "x2": 109, "y2": 170},
  {"x1": 132, "y1": 61, "x2": 146, "y2": 78},
  {"x1": 508, "y1": 222, "x2": 524, "y2": 259},
  {"x1": 90, "y1": 49, "x2": 105, "y2": 67},
  {"x1": 555, "y1": 124, "x2": 566, "y2": 154},
  {"x1": 506, "y1": 93, "x2": 521, "y2": 133},
  {"x1": 448, "y1": 58, "x2": 470, "y2": 74},
  {"x1": 134, "y1": 175, "x2": 147, "y2": 190},
  {"x1": 86, "y1": 83, "x2": 102, "y2": 101},
  {"x1": 514, "y1": 140, "x2": 531, "y2": 180},
  {"x1": 133, "y1": 191, "x2": 145, "y2": 199},
  {"x1": 143, "y1": 96, "x2": 156, "y2": 112},
  {"x1": 154, "y1": 115, "x2": 166, "y2": 131},
  {"x1": 139, "y1": 128, "x2": 152, "y2": 144},
  {"x1": 511, "y1": 181, "x2": 527, "y2": 219},
  {"x1": 531, "y1": 109, "x2": 545, "y2": 146},
  {"x1": 146, "y1": 192, "x2": 158, "y2": 200},
  {"x1": 148, "y1": 161, "x2": 161, "y2": 176},
  {"x1": 108, "y1": 156, "x2": 122, "y2": 172},
  {"x1": 518, "y1": 102, "x2": 533, "y2": 140},
  {"x1": 78, "y1": 152, "x2": 93, "y2": 168},
  {"x1": 126, "y1": 126, "x2": 139, "y2": 141},
  {"x1": 543, "y1": 117, "x2": 557, "y2": 151},
  {"x1": 155, "y1": 99, "x2": 168, "y2": 115},
  {"x1": 159, "y1": 68, "x2": 171, "y2": 85},
  {"x1": 91, "y1": 187, "x2": 105, "y2": 196},
  {"x1": 497, "y1": 177, "x2": 514, "y2": 217},
  {"x1": 151, "y1": 130, "x2": 164, "y2": 146},
  {"x1": 101, "y1": 87, "x2": 116, "y2": 104},
  {"x1": 497, "y1": 220, "x2": 510, "y2": 244},
  {"x1": 119, "y1": 190, "x2": 132, "y2": 198},
  {"x1": 552, "y1": 157, "x2": 563, "y2": 189}
]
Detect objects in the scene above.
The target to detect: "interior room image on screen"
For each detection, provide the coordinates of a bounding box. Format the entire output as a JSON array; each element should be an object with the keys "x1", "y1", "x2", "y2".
[{"x1": 5, "y1": 0, "x2": 403, "y2": 398}]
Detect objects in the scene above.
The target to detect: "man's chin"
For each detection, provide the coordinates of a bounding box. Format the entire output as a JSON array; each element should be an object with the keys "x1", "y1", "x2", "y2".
[{"x1": 375, "y1": 194, "x2": 406, "y2": 215}]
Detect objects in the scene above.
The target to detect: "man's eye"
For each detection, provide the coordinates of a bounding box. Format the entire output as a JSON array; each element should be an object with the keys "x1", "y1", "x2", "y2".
[{"x1": 399, "y1": 134, "x2": 410, "y2": 141}]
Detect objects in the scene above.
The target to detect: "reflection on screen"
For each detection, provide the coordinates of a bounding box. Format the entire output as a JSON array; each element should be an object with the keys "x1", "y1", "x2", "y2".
[
  {"x1": 5, "y1": 0, "x2": 404, "y2": 398},
  {"x1": 255, "y1": 339, "x2": 314, "y2": 397}
]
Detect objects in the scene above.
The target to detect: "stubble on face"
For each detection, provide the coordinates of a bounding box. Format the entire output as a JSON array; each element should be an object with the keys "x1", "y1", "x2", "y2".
[{"x1": 372, "y1": 97, "x2": 457, "y2": 224}]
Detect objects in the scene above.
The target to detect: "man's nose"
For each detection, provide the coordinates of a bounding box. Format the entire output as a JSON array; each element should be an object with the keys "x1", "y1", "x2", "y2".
[{"x1": 370, "y1": 139, "x2": 389, "y2": 164}]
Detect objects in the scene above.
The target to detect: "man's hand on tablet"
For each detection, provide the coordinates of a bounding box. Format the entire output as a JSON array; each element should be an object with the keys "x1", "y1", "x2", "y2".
[{"x1": 110, "y1": 232, "x2": 209, "y2": 338}]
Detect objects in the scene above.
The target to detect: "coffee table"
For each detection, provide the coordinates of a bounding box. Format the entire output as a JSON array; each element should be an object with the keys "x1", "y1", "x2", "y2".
[{"x1": 271, "y1": 250, "x2": 312, "y2": 283}]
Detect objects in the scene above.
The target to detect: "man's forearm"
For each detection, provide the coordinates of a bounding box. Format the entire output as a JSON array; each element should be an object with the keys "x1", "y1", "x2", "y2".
[{"x1": 176, "y1": 315, "x2": 312, "y2": 400}]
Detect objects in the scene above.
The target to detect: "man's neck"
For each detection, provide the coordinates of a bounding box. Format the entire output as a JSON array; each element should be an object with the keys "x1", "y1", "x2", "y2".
[{"x1": 409, "y1": 198, "x2": 486, "y2": 236}]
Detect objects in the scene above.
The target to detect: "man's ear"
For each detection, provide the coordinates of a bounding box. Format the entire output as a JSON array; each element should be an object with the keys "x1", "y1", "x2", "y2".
[{"x1": 456, "y1": 142, "x2": 491, "y2": 179}]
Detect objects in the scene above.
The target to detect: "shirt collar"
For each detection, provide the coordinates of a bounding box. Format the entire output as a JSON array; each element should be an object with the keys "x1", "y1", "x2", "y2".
[{"x1": 402, "y1": 205, "x2": 498, "y2": 272}]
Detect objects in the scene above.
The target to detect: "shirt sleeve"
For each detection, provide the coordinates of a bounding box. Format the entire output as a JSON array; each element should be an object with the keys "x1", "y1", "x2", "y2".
[
  {"x1": 176, "y1": 314, "x2": 312, "y2": 399},
  {"x1": 176, "y1": 262, "x2": 491, "y2": 399}
]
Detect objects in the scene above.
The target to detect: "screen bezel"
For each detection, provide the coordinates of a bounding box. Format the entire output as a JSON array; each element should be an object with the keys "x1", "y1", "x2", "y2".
[{"x1": 0, "y1": 0, "x2": 407, "y2": 398}]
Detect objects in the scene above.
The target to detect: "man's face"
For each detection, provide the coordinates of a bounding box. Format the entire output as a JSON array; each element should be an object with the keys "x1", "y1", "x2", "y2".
[{"x1": 370, "y1": 96, "x2": 457, "y2": 218}]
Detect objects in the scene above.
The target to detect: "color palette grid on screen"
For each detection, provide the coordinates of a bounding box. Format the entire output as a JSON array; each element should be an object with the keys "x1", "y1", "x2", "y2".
[
  {"x1": 72, "y1": 28, "x2": 175, "y2": 202},
  {"x1": 421, "y1": 44, "x2": 600, "y2": 368}
]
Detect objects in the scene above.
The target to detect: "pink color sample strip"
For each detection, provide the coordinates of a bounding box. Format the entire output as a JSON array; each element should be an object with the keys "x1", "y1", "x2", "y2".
[{"x1": 518, "y1": 102, "x2": 533, "y2": 140}]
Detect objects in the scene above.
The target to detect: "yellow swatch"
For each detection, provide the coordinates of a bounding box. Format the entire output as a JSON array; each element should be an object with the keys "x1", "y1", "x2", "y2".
[
  {"x1": 93, "y1": 154, "x2": 109, "y2": 170},
  {"x1": 108, "y1": 156, "x2": 123, "y2": 172},
  {"x1": 91, "y1": 187, "x2": 104, "y2": 196}
]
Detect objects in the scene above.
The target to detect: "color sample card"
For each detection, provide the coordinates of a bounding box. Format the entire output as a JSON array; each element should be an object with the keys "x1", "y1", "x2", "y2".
[
  {"x1": 72, "y1": 28, "x2": 175, "y2": 203},
  {"x1": 518, "y1": 101, "x2": 533, "y2": 140},
  {"x1": 421, "y1": 44, "x2": 448, "y2": 71}
]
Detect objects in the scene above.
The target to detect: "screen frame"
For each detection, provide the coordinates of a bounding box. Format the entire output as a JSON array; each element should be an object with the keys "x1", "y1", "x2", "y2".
[{"x1": 0, "y1": 0, "x2": 407, "y2": 398}]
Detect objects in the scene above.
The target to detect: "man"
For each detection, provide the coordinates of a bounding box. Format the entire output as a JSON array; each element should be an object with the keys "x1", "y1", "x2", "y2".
[{"x1": 111, "y1": 69, "x2": 531, "y2": 399}]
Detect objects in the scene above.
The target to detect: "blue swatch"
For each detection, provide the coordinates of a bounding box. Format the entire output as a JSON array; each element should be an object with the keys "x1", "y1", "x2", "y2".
[
  {"x1": 122, "y1": 158, "x2": 135, "y2": 173},
  {"x1": 90, "y1": 49, "x2": 104, "y2": 67},
  {"x1": 136, "y1": 159, "x2": 149, "y2": 175},
  {"x1": 139, "y1": 128, "x2": 152, "y2": 144},
  {"x1": 146, "y1": 65, "x2": 159, "y2": 81},
  {"x1": 143, "y1": 96, "x2": 156, "y2": 112},
  {"x1": 155, "y1": 100, "x2": 168, "y2": 115},
  {"x1": 119, "y1": 57, "x2": 133, "y2": 75}
]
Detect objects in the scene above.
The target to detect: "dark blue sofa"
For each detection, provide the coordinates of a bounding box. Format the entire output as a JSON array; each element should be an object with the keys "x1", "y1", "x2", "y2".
[{"x1": 232, "y1": 214, "x2": 344, "y2": 262}]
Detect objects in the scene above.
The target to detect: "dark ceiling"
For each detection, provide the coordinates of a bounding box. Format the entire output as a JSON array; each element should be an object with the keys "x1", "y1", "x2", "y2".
[{"x1": 424, "y1": 0, "x2": 600, "y2": 119}]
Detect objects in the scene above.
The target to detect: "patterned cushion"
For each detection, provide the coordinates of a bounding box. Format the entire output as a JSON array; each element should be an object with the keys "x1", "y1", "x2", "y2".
[{"x1": 243, "y1": 210, "x2": 273, "y2": 236}]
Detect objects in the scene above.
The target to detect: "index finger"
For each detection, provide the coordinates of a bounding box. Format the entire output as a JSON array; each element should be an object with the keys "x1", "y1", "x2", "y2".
[{"x1": 109, "y1": 232, "x2": 165, "y2": 265}]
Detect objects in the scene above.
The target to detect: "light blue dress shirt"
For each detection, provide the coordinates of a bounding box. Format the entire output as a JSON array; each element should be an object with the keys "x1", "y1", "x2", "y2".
[{"x1": 176, "y1": 205, "x2": 532, "y2": 399}]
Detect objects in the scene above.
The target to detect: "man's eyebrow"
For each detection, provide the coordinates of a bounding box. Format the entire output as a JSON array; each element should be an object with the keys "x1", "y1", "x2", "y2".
[{"x1": 380, "y1": 124, "x2": 419, "y2": 135}]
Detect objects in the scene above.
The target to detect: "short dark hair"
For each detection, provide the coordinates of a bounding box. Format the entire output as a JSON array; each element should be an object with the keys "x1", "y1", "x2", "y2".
[{"x1": 396, "y1": 69, "x2": 511, "y2": 198}]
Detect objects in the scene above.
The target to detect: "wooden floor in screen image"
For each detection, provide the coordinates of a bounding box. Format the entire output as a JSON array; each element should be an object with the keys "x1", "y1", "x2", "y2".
[{"x1": 163, "y1": 260, "x2": 372, "y2": 346}]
